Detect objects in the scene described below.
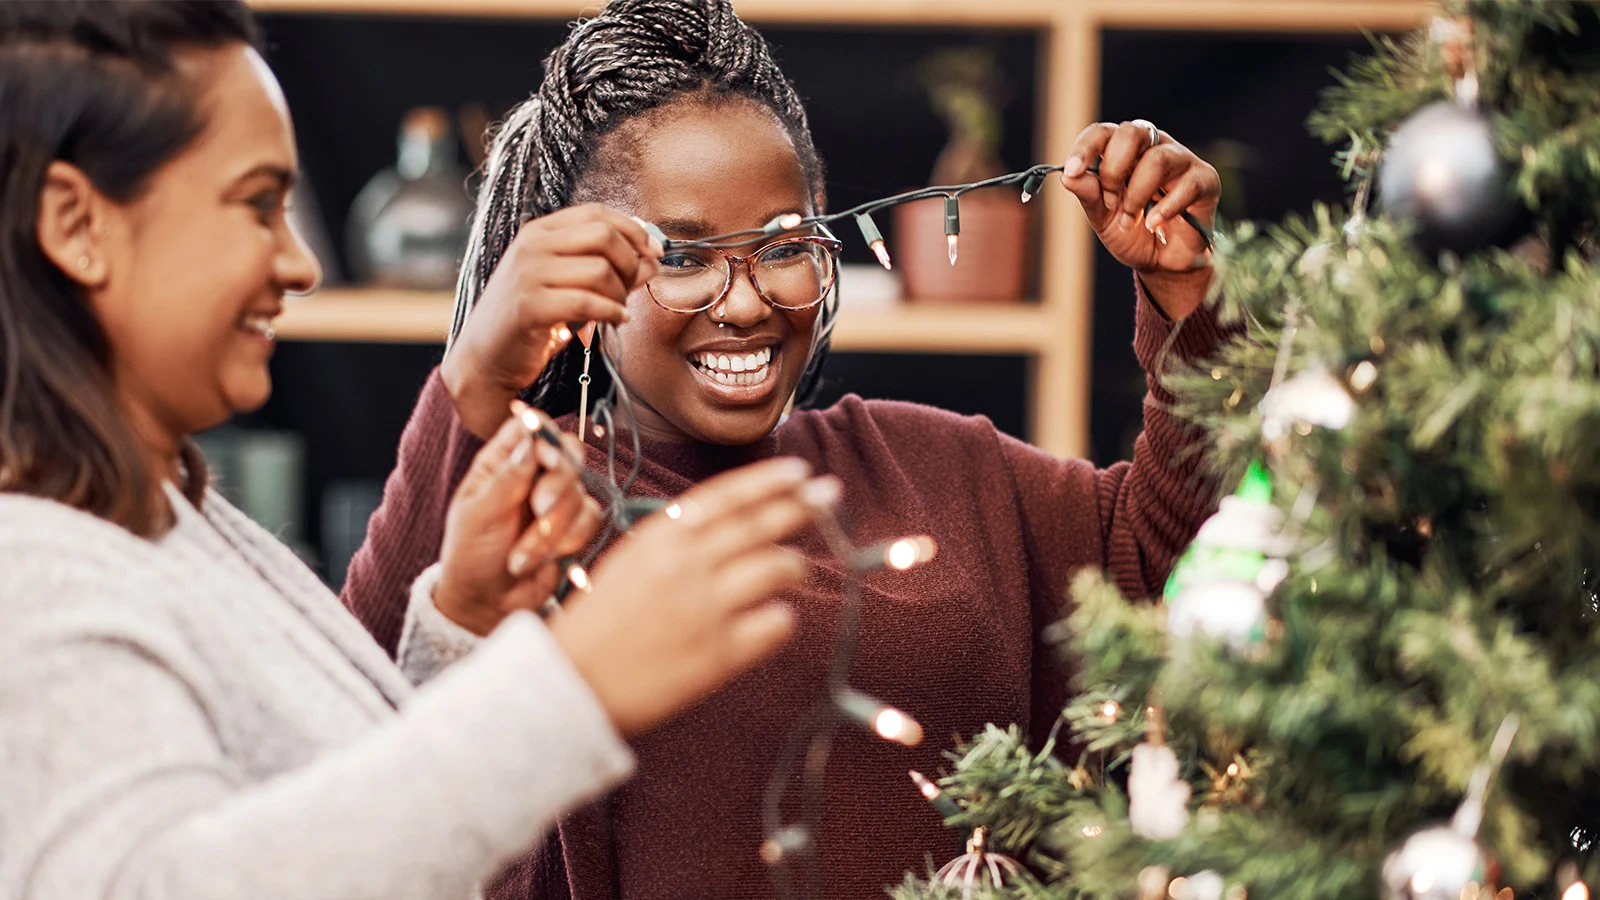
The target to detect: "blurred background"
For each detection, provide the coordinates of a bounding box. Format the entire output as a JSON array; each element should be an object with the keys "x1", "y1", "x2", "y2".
[{"x1": 215, "y1": 0, "x2": 1429, "y2": 587}]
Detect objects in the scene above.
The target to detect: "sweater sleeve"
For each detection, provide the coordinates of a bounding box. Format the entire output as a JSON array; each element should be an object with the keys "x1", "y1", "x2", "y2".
[
  {"x1": 0, "y1": 585, "x2": 632, "y2": 900},
  {"x1": 343, "y1": 369, "x2": 483, "y2": 657},
  {"x1": 1004, "y1": 277, "x2": 1239, "y2": 606}
]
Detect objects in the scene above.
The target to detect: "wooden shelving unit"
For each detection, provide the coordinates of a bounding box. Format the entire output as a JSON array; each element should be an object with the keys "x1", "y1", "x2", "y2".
[
  {"x1": 275, "y1": 290, "x2": 1054, "y2": 353},
  {"x1": 254, "y1": 0, "x2": 1436, "y2": 458}
]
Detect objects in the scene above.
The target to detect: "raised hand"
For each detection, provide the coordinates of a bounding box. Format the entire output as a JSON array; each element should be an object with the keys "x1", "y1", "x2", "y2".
[
  {"x1": 441, "y1": 204, "x2": 663, "y2": 439},
  {"x1": 1059, "y1": 119, "x2": 1220, "y2": 318},
  {"x1": 435, "y1": 403, "x2": 602, "y2": 636},
  {"x1": 551, "y1": 458, "x2": 838, "y2": 737}
]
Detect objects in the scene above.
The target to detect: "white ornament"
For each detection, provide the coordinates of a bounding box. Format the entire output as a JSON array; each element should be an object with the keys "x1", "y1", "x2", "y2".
[
  {"x1": 1128, "y1": 742, "x2": 1191, "y2": 840},
  {"x1": 1185, "y1": 870, "x2": 1227, "y2": 900},
  {"x1": 1260, "y1": 364, "x2": 1355, "y2": 441},
  {"x1": 1380, "y1": 825, "x2": 1486, "y2": 900}
]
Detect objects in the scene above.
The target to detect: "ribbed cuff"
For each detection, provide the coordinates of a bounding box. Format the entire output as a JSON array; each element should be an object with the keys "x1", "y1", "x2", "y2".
[
  {"x1": 396, "y1": 562, "x2": 483, "y2": 687},
  {"x1": 1132, "y1": 273, "x2": 1236, "y2": 373}
]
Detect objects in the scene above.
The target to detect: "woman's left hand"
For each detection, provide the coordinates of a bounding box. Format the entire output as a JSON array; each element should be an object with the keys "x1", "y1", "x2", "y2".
[{"x1": 1060, "y1": 119, "x2": 1220, "y2": 318}]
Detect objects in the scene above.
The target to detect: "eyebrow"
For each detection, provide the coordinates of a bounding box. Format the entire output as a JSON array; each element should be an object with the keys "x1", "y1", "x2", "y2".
[
  {"x1": 652, "y1": 209, "x2": 808, "y2": 240},
  {"x1": 231, "y1": 164, "x2": 297, "y2": 192}
]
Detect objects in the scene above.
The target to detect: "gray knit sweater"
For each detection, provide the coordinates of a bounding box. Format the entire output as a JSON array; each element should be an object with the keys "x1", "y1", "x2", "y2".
[{"x1": 0, "y1": 486, "x2": 633, "y2": 900}]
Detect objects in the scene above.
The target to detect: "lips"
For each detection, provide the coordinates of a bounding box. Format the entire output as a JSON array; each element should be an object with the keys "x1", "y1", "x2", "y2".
[{"x1": 238, "y1": 310, "x2": 278, "y2": 340}]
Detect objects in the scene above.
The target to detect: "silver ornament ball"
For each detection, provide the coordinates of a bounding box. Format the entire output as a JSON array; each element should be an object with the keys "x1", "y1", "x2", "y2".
[
  {"x1": 1378, "y1": 101, "x2": 1518, "y2": 256},
  {"x1": 1381, "y1": 825, "x2": 1488, "y2": 900}
]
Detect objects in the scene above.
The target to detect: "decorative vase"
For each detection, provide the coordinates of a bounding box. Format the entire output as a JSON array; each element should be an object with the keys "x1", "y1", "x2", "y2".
[
  {"x1": 346, "y1": 107, "x2": 474, "y2": 290},
  {"x1": 894, "y1": 186, "x2": 1030, "y2": 303}
]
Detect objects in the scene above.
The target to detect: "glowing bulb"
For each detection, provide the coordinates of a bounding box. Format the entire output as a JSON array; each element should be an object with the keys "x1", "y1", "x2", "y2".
[
  {"x1": 1226, "y1": 762, "x2": 1240, "y2": 777},
  {"x1": 554, "y1": 324, "x2": 572, "y2": 343},
  {"x1": 1350, "y1": 360, "x2": 1378, "y2": 392},
  {"x1": 1412, "y1": 872, "x2": 1436, "y2": 894},
  {"x1": 1564, "y1": 883, "x2": 1589, "y2": 900},
  {"x1": 870, "y1": 240, "x2": 893, "y2": 270},
  {"x1": 1081, "y1": 824, "x2": 1103, "y2": 838},
  {"x1": 664, "y1": 503, "x2": 682, "y2": 520},
  {"x1": 943, "y1": 195, "x2": 960, "y2": 265},
  {"x1": 889, "y1": 535, "x2": 936, "y2": 571},
  {"x1": 947, "y1": 234, "x2": 959, "y2": 265},
  {"x1": 838, "y1": 689, "x2": 923, "y2": 746},
  {"x1": 778, "y1": 212, "x2": 804, "y2": 230},
  {"x1": 566, "y1": 563, "x2": 591, "y2": 592},
  {"x1": 913, "y1": 772, "x2": 940, "y2": 800},
  {"x1": 1169, "y1": 876, "x2": 1189, "y2": 899},
  {"x1": 874, "y1": 707, "x2": 923, "y2": 746},
  {"x1": 593, "y1": 423, "x2": 606, "y2": 438},
  {"x1": 1100, "y1": 700, "x2": 1121, "y2": 722}
]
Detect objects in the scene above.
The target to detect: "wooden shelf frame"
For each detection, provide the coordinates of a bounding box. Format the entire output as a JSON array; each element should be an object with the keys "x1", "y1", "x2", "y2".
[
  {"x1": 275, "y1": 290, "x2": 1055, "y2": 353},
  {"x1": 255, "y1": 0, "x2": 1437, "y2": 457}
]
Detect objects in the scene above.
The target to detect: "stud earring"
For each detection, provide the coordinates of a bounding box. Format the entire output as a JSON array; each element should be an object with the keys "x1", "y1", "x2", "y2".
[{"x1": 75, "y1": 256, "x2": 90, "y2": 270}]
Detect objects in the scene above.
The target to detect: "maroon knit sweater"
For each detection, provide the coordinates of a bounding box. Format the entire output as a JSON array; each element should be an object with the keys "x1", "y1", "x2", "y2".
[{"x1": 342, "y1": 282, "x2": 1235, "y2": 900}]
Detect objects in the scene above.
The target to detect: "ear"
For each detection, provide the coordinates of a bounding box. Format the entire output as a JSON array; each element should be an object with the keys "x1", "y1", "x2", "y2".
[{"x1": 36, "y1": 161, "x2": 113, "y2": 289}]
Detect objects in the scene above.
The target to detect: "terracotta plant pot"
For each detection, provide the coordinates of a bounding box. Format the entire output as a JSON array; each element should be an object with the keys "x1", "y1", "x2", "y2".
[{"x1": 893, "y1": 186, "x2": 1031, "y2": 303}]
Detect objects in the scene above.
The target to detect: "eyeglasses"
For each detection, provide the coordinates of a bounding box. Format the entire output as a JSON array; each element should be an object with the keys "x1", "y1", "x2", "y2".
[{"x1": 646, "y1": 234, "x2": 842, "y2": 315}]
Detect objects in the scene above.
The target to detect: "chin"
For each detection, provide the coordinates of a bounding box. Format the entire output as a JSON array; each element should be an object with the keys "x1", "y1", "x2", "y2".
[{"x1": 690, "y1": 404, "x2": 787, "y2": 446}]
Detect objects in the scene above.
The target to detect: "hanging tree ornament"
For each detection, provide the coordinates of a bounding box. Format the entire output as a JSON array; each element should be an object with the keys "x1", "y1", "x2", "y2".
[
  {"x1": 1260, "y1": 363, "x2": 1356, "y2": 442},
  {"x1": 1382, "y1": 716, "x2": 1519, "y2": 900},
  {"x1": 1163, "y1": 460, "x2": 1289, "y2": 655},
  {"x1": 934, "y1": 826, "x2": 1025, "y2": 899},
  {"x1": 1376, "y1": 17, "x2": 1520, "y2": 256},
  {"x1": 1128, "y1": 701, "x2": 1192, "y2": 841}
]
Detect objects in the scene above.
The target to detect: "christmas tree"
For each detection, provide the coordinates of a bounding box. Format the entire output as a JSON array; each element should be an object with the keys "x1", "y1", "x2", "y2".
[{"x1": 897, "y1": 2, "x2": 1600, "y2": 898}]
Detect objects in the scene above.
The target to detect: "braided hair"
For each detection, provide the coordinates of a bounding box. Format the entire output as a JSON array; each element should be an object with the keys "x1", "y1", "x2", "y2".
[{"x1": 449, "y1": 0, "x2": 829, "y2": 417}]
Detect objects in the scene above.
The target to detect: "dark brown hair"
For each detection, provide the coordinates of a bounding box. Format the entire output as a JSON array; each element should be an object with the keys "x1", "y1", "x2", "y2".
[{"x1": 0, "y1": 0, "x2": 259, "y2": 536}]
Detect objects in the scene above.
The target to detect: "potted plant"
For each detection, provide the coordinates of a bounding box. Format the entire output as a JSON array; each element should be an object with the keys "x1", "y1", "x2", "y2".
[{"x1": 894, "y1": 46, "x2": 1030, "y2": 304}]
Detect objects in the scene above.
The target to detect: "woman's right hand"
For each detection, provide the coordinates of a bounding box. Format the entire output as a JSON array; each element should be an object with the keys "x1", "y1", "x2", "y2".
[
  {"x1": 552, "y1": 459, "x2": 838, "y2": 737},
  {"x1": 441, "y1": 204, "x2": 663, "y2": 439}
]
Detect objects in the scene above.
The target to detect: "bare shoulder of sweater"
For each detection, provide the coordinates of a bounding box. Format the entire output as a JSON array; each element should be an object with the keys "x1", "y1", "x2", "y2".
[{"x1": 0, "y1": 493, "x2": 632, "y2": 900}]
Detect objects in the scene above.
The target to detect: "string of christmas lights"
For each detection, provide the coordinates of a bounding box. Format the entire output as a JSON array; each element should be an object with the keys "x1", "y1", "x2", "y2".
[{"x1": 643, "y1": 163, "x2": 1214, "y2": 266}]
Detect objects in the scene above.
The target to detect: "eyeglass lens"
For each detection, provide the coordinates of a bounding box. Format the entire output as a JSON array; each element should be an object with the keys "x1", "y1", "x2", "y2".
[{"x1": 649, "y1": 241, "x2": 836, "y2": 312}]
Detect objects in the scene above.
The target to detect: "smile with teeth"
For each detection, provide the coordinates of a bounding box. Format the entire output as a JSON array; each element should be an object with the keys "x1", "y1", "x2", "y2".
[
  {"x1": 239, "y1": 313, "x2": 276, "y2": 339},
  {"x1": 691, "y1": 346, "x2": 773, "y2": 386}
]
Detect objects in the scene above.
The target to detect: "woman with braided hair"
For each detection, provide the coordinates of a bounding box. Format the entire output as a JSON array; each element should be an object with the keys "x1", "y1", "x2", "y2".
[{"x1": 343, "y1": 0, "x2": 1238, "y2": 896}]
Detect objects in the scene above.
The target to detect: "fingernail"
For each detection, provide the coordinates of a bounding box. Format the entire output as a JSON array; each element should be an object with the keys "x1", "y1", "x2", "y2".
[
  {"x1": 1102, "y1": 192, "x2": 1119, "y2": 210},
  {"x1": 1117, "y1": 211, "x2": 1137, "y2": 232},
  {"x1": 508, "y1": 551, "x2": 529, "y2": 578},
  {"x1": 620, "y1": 308, "x2": 633, "y2": 323},
  {"x1": 536, "y1": 440, "x2": 562, "y2": 470},
  {"x1": 774, "y1": 458, "x2": 811, "y2": 482},
  {"x1": 1145, "y1": 212, "x2": 1165, "y2": 231},
  {"x1": 1063, "y1": 155, "x2": 1084, "y2": 177},
  {"x1": 800, "y1": 476, "x2": 841, "y2": 510},
  {"x1": 534, "y1": 485, "x2": 559, "y2": 517},
  {"x1": 510, "y1": 438, "x2": 533, "y2": 467},
  {"x1": 537, "y1": 516, "x2": 554, "y2": 537},
  {"x1": 510, "y1": 398, "x2": 529, "y2": 416}
]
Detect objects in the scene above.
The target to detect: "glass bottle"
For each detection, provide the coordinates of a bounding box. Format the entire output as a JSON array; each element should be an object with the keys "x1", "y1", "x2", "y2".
[{"x1": 346, "y1": 107, "x2": 474, "y2": 290}]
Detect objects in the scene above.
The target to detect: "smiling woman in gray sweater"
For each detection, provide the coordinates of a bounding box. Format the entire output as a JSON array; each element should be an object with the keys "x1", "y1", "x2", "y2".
[{"x1": 0, "y1": 3, "x2": 829, "y2": 898}]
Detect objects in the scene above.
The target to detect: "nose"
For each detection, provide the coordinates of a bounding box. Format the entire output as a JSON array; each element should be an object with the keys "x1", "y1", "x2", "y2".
[
  {"x1": 714, "y1": 259, "x2": 771, "y2": 328},
  {"x1": 279, "y1": 221, "x2": 323, "y2": 296}
]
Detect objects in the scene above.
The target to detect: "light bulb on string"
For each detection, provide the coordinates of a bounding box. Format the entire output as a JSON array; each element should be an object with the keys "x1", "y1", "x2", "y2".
[
  {"x1": 1020, "y1": 170, "x2": 1047, "y2": 203},
  {"x1": 854, "y1": 212, "x2": 892, "y2": 270},
  {"x1": 944, "y1": 195, "x2": 960, "y2": 265},
  {"x1": 837, "y1": 688, "x2": 923, "y2": 746},
  {"x1": 759, "y1": 825, "x2": 811, "y2": 866},
  {"x1": 853, "y1": 535, "x2": 937, "y2": 573}
]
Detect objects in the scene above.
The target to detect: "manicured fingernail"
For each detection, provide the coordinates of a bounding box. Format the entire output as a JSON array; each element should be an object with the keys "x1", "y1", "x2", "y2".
[
  {"x1": 1063, "y1": 155, "x2": 1084, "y2": 177},
  {"x1": 534, "y1": 485, "x2": 559, "y2": 517},
  {"x1": 800, "y1": 476, "x2": 841, "y2": 510},
  {"x1": 1102, "y1": 192, "x2": 1119, "y2": 210},
  {"x1": 508, "y1": 551, "x2": 529, "y2": 577},
  {"x1": 510, "y1": 438, "x2": 532, "y2": 467},
  {"x1": 774, "y1": 458, "x2": 811, "y2": 482},
  {"x1": 536, "y1": 440, "x2": 562, "y2": 470},
  {"x1": 1145, "y1": 211, "x2": 1165, "y2": 231},
  {"x1": 510, "y1": 398, "x2": 529, "y2": 416}
]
